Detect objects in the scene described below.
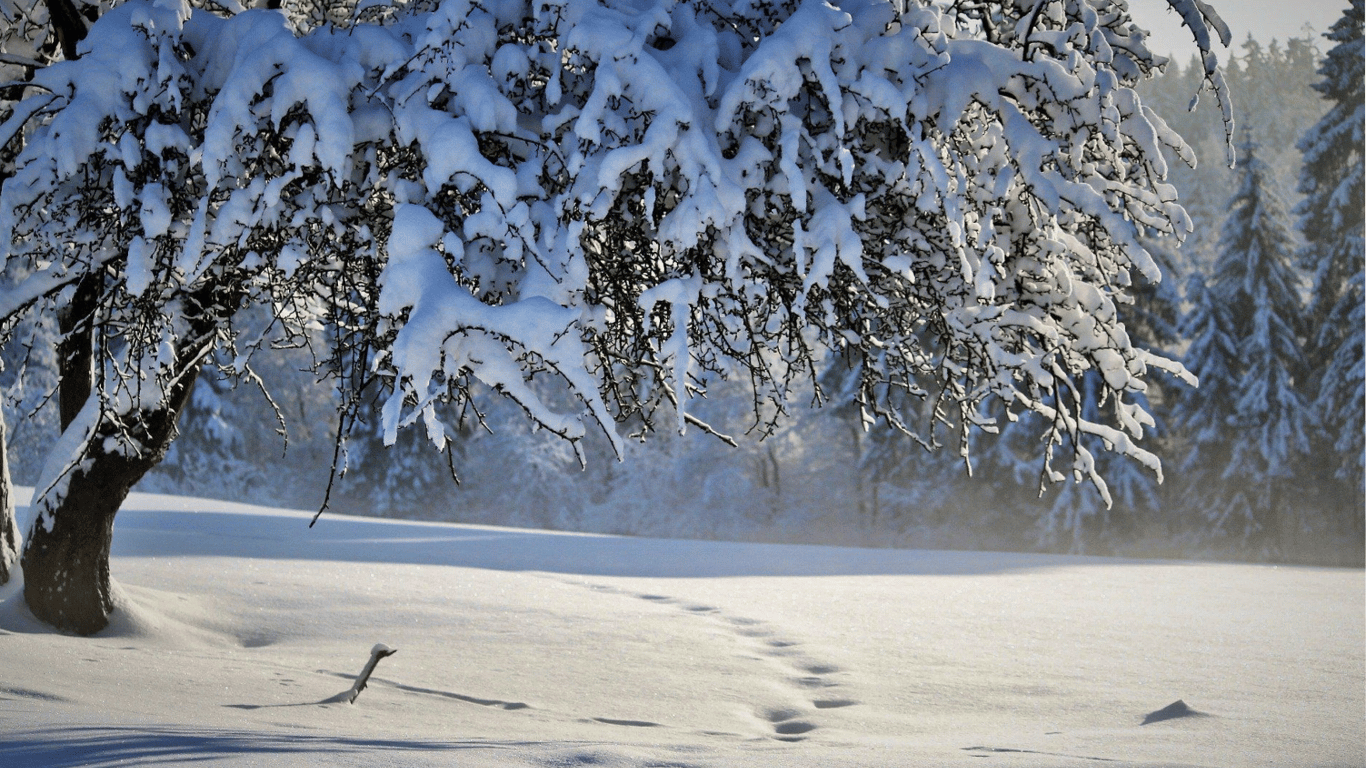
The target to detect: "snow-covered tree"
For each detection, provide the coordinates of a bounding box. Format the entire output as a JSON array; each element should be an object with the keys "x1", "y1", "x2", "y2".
[
  {"x1": 1297, "y1": 0, "x2": 1364, "y2": 517},
  {"x1": 0, "y1": 0, "x2": 1232, "y2": 633},
  {"x1": 1137, "y1": 32, "x2": 1326, "y2": 278},
  {"x1": 0, "y1": 411, "x2": 15, "y2": 584},
  {"x1": 1168, "y1": 272, "x2": 1233, "y2": 518},
  {"x1": 141, "y1": 361, "x2": 265, "y2": 498},
  {"x1": 0, "y1": 0, "x2": 79, "y2": 585},
  {"x1": 1182, "y1": 137, "x2": 1311, "y2": 552}
]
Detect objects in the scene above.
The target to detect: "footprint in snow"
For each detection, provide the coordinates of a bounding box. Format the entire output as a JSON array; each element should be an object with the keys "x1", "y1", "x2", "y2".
[
  {"x1": 572, "y1": 579, "x2": 862, "y2": 741},
  {"x1": 760, "y1": 707, "x2": 819, "y2": 741},
  {"x1": 812, "y1": 698, "x2": 858, "y2": 709}
]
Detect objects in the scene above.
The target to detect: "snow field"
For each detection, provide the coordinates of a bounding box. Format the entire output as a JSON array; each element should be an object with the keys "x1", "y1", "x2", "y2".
[{"x1": 0, "y1": 490, "x2": 1361, "y2": 767}]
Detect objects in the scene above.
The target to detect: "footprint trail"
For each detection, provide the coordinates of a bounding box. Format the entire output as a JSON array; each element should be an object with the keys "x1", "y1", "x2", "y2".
[{"x1": 561, "y1": 579, "x2": 863, "y2": 742}]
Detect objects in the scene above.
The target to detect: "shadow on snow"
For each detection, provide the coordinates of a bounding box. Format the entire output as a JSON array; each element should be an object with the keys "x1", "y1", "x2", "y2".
[
  {"x1": 60, "y1": 491, "x2": 1179, "y2": 578},
  {"x1": 0, "y1": 725, "x2": 544, "y2": 767}
]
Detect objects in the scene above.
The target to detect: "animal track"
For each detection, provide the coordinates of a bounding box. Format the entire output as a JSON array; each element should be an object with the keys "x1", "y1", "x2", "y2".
[
  {"x1": 562, "y1": 578, "x2": 861, "y2": 742},
  {"x1": 760, "y1": 707, "x2": 819, "y2": 741},
  {"x1": 813, "y1": 698, "x2": 858, "y2": 709},
  {"x1": 725, "y1": 616, "x2": 763, "y2": 626},
  {"x1": 271, "y1": 671, "x2": 300, "y2": 689},
  {"x1": 762, "y1": 707, "x2": 804, "y2": 723},
  {"x1": 239, "y1": 633, "x2": 278, "y2": 648},
  {"x1": 774, "y1": 721, "x2": 817, "y2": 737},
  {"x1": 0, "y1": 686, "x2": 67, "y2": 703}
]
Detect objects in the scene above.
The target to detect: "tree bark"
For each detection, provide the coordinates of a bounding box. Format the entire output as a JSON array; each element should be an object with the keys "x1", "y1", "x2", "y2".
[
  {"x1": 43, "y1": 0, "x2": 89, "y2": 61},
  {"x1": 0, "y1": 0, "x2": 94, "y2": 590},
  {"x1": 0, "y1": 410, "x2": 19, "y2": 586},
  {"x1": 21, "y1": 272, "x2": 235, "y2": 634},
  {"x1": 57, "y1": 275, "x2": 98, "y2": 431},
  {"x1": 22, "y1": 351, "x2": 205, "y2": 635}
]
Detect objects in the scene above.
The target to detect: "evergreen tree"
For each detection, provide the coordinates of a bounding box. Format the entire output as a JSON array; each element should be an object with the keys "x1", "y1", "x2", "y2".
[
  {"x1": 1297, "y1": 0, "x2": 1364, "y2": 518},
  {"x1": 150, "y1": 365, "x2": 263, "y2": 499},
  {"x1": 1038, "y1": 373, "x2": 1110, "y2": 554},
  {"x1": 1140, "y1": 33, "x2": 1326, "y2": 276},
  {"x1": 1205, "y1": 138, "x2": 1312, "y2": 553},
  {"x1": 817, "y1": 346, "x2": 967, "y2": 538},
  {"x1": 962, "y1": 399, "x2": 1052, "y2": 549},
  {"x1": 1172, "y1": 273, "x2": 1239, "y2": 497},
  {"x1": 328, "y1": 378, "x2": 462, "y2": 519}
]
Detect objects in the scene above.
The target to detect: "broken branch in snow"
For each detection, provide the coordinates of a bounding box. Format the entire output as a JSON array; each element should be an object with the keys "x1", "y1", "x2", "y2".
[{"x1": 326, "y1": 643, "x2": 397, "y2": 704}]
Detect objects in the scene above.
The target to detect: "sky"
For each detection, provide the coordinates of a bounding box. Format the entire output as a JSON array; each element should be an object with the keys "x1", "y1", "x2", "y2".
[{"x1": 1129, "y1": 0, "x2": 1350, "y2": 59}]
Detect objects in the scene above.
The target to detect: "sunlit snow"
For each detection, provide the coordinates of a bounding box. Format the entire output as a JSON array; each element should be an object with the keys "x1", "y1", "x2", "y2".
[{"x1": 0, "y1": 489, "x2": 1360, "y2": 767}]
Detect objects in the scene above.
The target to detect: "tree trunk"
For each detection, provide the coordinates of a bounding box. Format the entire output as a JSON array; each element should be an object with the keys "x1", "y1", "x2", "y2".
[
  {"x1": 0, "y1": 0, "x2": 90, "y2": 588},
  {"x1": 0, "y1": 410, "x2": 19, "y2": 586},
  {"x1": 847, "y1": 420, "x2": 868, "y2": 521},
  {"x1": 43, "y1": 0, "x2": 89, "y2": 61},
  {"x1": 57, "y1": 275, "x2": 98, "y2": 431},
  {"x1": 21, "y1": 362, "x2": 203, "y2": 635}
]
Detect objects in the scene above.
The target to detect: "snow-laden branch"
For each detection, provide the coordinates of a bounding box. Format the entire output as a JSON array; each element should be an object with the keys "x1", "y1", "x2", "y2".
[{"x1": 0, "y1": 0, "x2": 1234, "y2": 498}]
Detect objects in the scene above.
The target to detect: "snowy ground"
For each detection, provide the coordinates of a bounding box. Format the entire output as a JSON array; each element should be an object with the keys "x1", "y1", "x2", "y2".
[{"x1": 0, "y1": 491, "x2": 1361, "y2": 768}]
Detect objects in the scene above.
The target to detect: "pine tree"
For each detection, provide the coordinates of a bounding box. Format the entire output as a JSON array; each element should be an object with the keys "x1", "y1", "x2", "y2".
[
  {"x1": 1297, "y1": 0, "x2": 1364, "y2": 520},
  {"x1": 962, "y1": 399, "x2": 1052, "y2": 549},
  {"x1": 1141, "y1": 32, "x2": 1327, "y2": 277},
  {"x1": 1206, "y1": 137, "x2": 1312, "y2": 554},
  {"x1": 147, "y1": 365, "x2": 263, "y2": 499},
  {"x1": 334, "y1": 382, "x2": 463, "y2": 519},
  {"x1": 1172, "y1": 273, "x2": 1239, "y2": 493},
  {"x1": 1037, "y1": 373, "x2": 1109, "y2": 554}
]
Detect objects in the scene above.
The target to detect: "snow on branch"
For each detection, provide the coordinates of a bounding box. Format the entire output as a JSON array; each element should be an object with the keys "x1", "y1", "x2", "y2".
[
  {"x1": 0, "y1": 0, "x2": 1233, "y2": 498},
  {"x1": 1163, "y1": 0, "x2": 1236, "y2": 165}
]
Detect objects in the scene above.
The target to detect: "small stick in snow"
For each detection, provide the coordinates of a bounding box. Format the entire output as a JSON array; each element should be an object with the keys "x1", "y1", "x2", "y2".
[{"x1": 327, "y1": 644, "x2": 397, "y2": 704}]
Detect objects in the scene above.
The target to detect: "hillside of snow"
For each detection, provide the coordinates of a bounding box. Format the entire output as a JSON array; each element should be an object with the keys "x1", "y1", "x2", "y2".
[{"x1": 0, "y1": 490, "x2": 1361, "y2": 767}]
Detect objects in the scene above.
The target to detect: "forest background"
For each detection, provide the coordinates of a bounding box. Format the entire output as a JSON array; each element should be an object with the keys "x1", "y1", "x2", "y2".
[{"x1": 1, "y1": 16, "x2": 1360, "y2": 567}]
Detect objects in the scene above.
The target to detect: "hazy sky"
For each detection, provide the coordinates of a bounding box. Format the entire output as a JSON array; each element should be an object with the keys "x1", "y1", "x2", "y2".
[{"x1": 1129, "y1": 0, "x2": 1350, "y2": 59}]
